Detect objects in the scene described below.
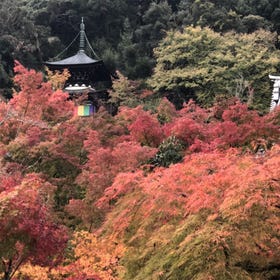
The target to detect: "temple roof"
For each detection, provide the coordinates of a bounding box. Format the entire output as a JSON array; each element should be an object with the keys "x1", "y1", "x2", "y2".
[
  {"x1": 45, "y1": 50, "x2": 101, "y2": 67},
  {"x1": 44, "y1": 18, "x2": 103, "y2": 67},
  {"x1": 44, "y1": 18, "x2": 112, "y2": 85}
]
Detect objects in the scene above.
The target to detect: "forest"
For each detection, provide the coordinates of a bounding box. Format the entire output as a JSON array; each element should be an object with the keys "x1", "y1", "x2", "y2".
[{"x1": 0, "y1": 0, "x2": 280, "y2": 280}]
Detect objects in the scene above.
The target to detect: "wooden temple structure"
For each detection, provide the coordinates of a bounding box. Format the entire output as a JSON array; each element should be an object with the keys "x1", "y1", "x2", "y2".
[{"x1": 44, "y1": 18, "x2": 112, "y2": 116}]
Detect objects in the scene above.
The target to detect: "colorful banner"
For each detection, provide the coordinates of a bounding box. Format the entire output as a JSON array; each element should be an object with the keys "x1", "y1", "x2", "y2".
[{"x1": 75, "y1": 104, "x2": 94, "y2": 116}]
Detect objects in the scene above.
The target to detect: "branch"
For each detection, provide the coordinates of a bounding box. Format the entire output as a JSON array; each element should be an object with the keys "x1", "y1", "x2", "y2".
[
  {"x1": 9, "y1": 255, "x2": 25, "y2": 280},
  {"x1": 0, "y1": 105, "x2": 13, "y2": 126}
]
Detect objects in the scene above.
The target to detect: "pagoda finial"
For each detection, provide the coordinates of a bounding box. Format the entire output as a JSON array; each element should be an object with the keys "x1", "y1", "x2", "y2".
[{"x1": 79, "y1": 17, "x2": 85, "y2": 52}]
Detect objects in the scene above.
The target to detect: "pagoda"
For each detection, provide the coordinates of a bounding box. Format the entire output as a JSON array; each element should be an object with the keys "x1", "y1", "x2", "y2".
[{"x1": 44, "y1": 18, "x2": 112, "y2": 116}]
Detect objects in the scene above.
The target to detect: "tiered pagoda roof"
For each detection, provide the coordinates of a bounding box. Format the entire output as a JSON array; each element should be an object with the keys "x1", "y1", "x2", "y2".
[
  {"x1": 46, "y1": 50, "x2": 99, "y2": 66},
  {"x1": 44, "y1": 18, "x2": 111, "y2": 87}
]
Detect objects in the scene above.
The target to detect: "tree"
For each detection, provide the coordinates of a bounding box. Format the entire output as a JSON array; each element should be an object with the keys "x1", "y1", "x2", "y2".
[
  {"x1": 1, "y1": 57, "x2": 280, "y2": 280},
  {"x1": 117, "y1": 18, "x2": 136, "y2": 75},
  {"x1": 128, "y1": 109, "x2": 164, "y2": 147},
  {"x1": 12, "y1": 61, "x2": 74, "y2": 124},
  {"x1": 22, "y1": 230, "x2": 124, "y2": 280},
  {"x1": 149, "y1": 26, "x2": 280, "y2": 112},
  {"x1": 118, "y1": 1, "x2": 174, "y2": 78},
  {"x1": 0, "y1": 63, "x2": 86, "y2": 222},
  {"x1": 97, "y1": 146, "x2": 280, "y2": 279},
  {"x1": 108, "y1": 71, "x2": 141, "y2": 109},
  {"x1": 176, "y1": 0, "x2": 274, "y2": 33},
  {"x1": 0, "y1": 174, "x2": 68, "y2": 280},
  {"x1": 149, "y1": 135, "x2": 184, "y2": 167},
  {"x1": 0, "y1": 0, "x2": 57, "y2": 97},
  {"x1": 74, "y1": 134, "x2": 157, "y2": 228}
]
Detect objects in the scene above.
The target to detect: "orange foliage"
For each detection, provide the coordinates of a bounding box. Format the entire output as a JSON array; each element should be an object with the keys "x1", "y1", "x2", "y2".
[
  {"x1": 0, "y1": 65, "x2": 280, "y2": 279},
  {"x1": 96, "y1": 145, "x2": 280, "y2": 278},
  {"x1": 51, "y1": 231, "x2": 125, "y2": 280},
  {"x1": 11, "y1": 61, "x2": 74, "y2": 124}
]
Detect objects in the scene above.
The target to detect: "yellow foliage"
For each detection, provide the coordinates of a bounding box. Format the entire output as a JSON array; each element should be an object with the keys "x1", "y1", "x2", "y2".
[
  {"x1": 45, "y1": 68, "x2": 70, "y2": 90},
  {"x1": 52, "y1": 230, "x2": 125, "y2": 280},
  {"x1": 16, "y1": 262, "x2": 49, "y2": 280},
  {"x1": 15, "y1": 230, "x2": 125, "y2": 280},
  {"x1": 73, "y1": 231, "x2": 125, "y2": 279},
  {"x1": 108, "y1": 71, "x2": 140, "y2": 107}
]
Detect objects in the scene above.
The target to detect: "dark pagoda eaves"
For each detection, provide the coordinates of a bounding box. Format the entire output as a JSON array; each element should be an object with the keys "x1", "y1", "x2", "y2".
[{"x1": 45, "y1": 51, "x2": 101, "y2": 67}]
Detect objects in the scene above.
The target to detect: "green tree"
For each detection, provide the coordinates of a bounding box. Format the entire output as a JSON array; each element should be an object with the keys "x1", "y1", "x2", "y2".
[
  {"x1": 108, "y1": 71, "x2": 141, "y2": 109},
  {"x1": 149, "y1": 26, "x2": 280, "y2": 112},
  {"x1": 176, "y1": 0, "x2": 243, "y2": 32},
  {"x1": 176, "y1": 0, "x2": 275, "y2": 33},
  {"x1": 149, "y1": 135, "x2": 184, "y2": 167},
  {"x1": 0, "y1": 0, "x2": 56, "y2": 97},
  {"x1": 118, "y1": 18, "x2": 137, "y2": 77},
  {"x1": 120, "y1": 1, "x2": 174, "y2": 78}
]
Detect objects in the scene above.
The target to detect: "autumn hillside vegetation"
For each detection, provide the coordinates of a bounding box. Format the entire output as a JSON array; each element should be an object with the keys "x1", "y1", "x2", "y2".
[{"x1": 0, "y1": 63, "x2": 280, "y2": 279}]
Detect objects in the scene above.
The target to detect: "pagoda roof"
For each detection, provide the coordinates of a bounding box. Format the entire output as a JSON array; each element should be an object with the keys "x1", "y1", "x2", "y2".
[
  {"x1": 45, "y1": 50, "x2": 101, "y2": 67},
  {"x1": 44, "y1": 18, "x2": 112, "y2": 84}
]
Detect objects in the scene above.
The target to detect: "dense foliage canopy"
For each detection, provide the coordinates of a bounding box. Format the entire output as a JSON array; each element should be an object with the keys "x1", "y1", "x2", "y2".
[
  {"x1": 0, "y1": 64, "x2": 279, "y2": 280},
  {"x1": 149, "y1": 27, "x2": 280, "y2": 112},
  {"x1": 1, "y1": 0, "x2": 280, "y2": 102},
  {"x1": 1, "y1": 1, "x2": 280, "y2": 279}
]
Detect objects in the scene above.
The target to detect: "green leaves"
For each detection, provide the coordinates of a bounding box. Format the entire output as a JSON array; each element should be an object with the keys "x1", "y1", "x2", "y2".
[
  {"x1": 149, "y1": 136, "x2": 184, "y2": 167},
  {"x1": 149, "y1": 26, "x2": 280, "y2": 112}
]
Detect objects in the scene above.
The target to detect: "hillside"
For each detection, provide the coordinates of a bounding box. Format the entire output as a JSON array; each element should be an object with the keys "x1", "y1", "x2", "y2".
[
  {"x1": 2, "y1": 0, "x2": 280, "y2": 103},
  {"x1": 1, "y1": 1, "x2": 280, "y2": 279},
  {"x1": 0, "y1": 64, "x2": 279, "y2": 279}
]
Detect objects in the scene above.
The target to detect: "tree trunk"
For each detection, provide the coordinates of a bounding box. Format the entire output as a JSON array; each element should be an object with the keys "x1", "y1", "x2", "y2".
[{"x1": 2, "y1": 259, "x2": 12, "y2": 280}]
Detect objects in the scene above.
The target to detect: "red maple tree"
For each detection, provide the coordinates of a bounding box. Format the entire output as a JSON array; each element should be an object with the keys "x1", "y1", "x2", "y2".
[{"x1": 0, "y1": 174, "x2": 68, "y2": 280}]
